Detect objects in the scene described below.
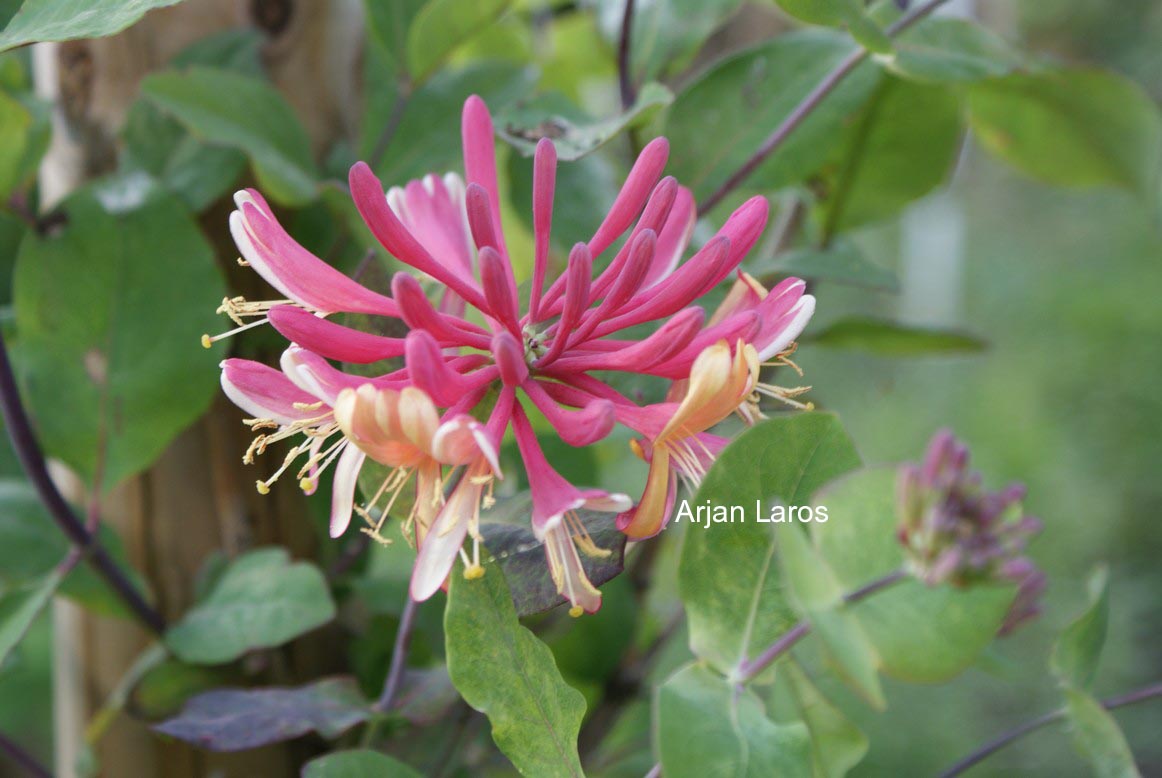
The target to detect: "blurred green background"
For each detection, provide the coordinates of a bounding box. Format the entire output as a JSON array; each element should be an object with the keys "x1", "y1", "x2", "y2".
[
  {"x1": 1, "y1": 0, "x2": 1160, "y2": 775},
  {"x1": 799, "y1": 1, "x2": 1162, "y2": 774}
]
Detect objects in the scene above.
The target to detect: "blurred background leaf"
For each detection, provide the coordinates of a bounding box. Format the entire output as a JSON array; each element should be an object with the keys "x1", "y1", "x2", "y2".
[{"x1": 12, "y1": 186, "x2": 225, "y2": 488}]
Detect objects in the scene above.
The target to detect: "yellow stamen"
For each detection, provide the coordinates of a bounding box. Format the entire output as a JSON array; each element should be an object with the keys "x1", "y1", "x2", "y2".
[
  {"x1": 568, "y1": 605, "x2": 584, "y2": 618},
  {"x1": 256, "y1": 480, "x2": 270, "y2": 495},
  {"x1": 463, "y1": 563, "x2": 485, "y2": 580}
]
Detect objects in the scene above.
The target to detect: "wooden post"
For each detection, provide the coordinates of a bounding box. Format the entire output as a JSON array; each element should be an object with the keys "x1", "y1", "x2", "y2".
[{"x1": 34, "y1": 2, "x2": 364, "y2": 774}]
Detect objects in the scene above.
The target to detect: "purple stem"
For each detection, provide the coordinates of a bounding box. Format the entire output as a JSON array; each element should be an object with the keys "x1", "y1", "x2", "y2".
[
  {"x1": 737, "y1": 568, "x2": 906, "y2": 682},
  {"x1": 617, "y1": 0, "x2": 638, "y2": 110},
  {"x1": 697, "y1": 0, "x2": 955, "y2": 214},
  {"x1": 373, "y1": 595, "x2": 420, "y2": 713},
  {"x1": 0, "y1": 334, "x2": 166, "y2": 635},
  {"x1": 0, "y1": 729, "x2": 52, "y2": 778},
  {"x1": 940, "y1": 682, "x2": 1162, "y2": 777}
]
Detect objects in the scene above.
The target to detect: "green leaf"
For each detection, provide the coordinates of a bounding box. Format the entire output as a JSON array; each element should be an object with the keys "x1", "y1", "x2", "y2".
[
  {"x1": 142, "y1": 67, "x2": 318, "y2": 205},
  {"x1": 128, "y1": 659, "x2": 232, "y2": 720},
  {"x1": 406, "y1": 0, "x2": 512, "y2": 83},
  {"x1": 805, "y1": 317, "x2": 986, "y2": 356},
  {"x1": 363, "y1": 0, "x2": 427, "y2": 75},
  {"x1": 656, "y1": 663, "x2": 813, "y2": 778},
  {"x1": 0, "y1": 0, "x2": 185, "y2": 52},
  {"x1": 1051, "y1": 566, "x2": 1110, "y2": 691},
  {"x1": 968, "y1": 68, "x2": 1162, "y2": 195},
  {"x1": 445, "y1": 566, "x2": 586, "y2": 777},
  {"x1": 12, "y1": 187, "x2": 226, "y2": 488},
  {"x1": 774, "y1": 0, "x2": 891, "y2": 54},
  {"x1": 819, "y1": 77, "x2": 963, "y2": 233},
  {"x1": 497, "y1": 82, "x2": 672, "y2": 161},
  {"x1": 778, "y1": 520, "x2": 884, "y2": 708},
  {"x1": 154, "y1": 677, "x2": 371, "y2": 751},
  {"x1": 363, "y1": 60, "x2": 536, "y2": 183},
  {"x1": 121, "y1": 101, "x2": 245, "y2": 212},
  {"x1": 1063, "y1": 688, "x2": 1141, "y2": 778},
  {"x1": 590, "y1": 0, "x2": 745, "y2": 81},
  {"x1": 887, "y1": 17, "x2": 1021, "y2": 83},
  {"x1": 165, "y1": 548, "x2": 336, "y2": 665},
  {"x1": 303, "y1": 750, "x2": 425, "y2": 778},
  {"x1": 680, "y1": 413, "x2": 860, "y2": 678},
  {"x1": 170, "y1": 27, "x2": 264, "y2": 75},
  {"x1": 812, "y1": 468, "x2": 1014, "y2": 682},
  {"x1": 664, "y1": 31, "x2": 879, "y2": 203},
  {"x1": 780, "y1": 660, "x2": 868, "y2": 778},
  {"x1": 764, "y1": 238, "x2": 898, "y2": 292},
  {"x1": 0, "y1": 90, "x2": 48, "y2": 198},
  {"x1": 0, "y1": 570, "x2": 60, "y2": 667}
]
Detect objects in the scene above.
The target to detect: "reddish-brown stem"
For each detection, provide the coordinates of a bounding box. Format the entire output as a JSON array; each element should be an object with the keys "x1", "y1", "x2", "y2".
[{"x1": 0, "y1": 334, "x2": 166, "y2": 635}]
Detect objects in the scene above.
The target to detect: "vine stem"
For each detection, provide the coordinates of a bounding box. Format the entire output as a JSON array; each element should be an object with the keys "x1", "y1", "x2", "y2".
[
  {"x1": 369, "y1": 88, "x2": 412, "y2": 171},
  {"x1": 696, "y1": 0, "x2": 955, "y2": 214},
  {"x1": 0, "y1": 728, "x2": 52, "y2": 778},
  {"x1": 0, "y1": 334, "x2": 166, "y2": 635},
  {"x1": 736, "y1": 568, "x2": 906, "y2": 682},
  {"x1": 373, "y1": 595, "x2": 420, "y2": 713},
  {"x1": 617, "y1": 0, "x2": 638, "y2": 110},
  {"x1": 939, "y1": 682, "x2": 1162, "y2": 777}
]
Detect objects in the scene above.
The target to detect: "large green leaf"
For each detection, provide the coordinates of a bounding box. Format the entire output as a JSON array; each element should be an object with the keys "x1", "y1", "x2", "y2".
[
  {"x1": 406, "y1": 0, "x2": 512, "y2": 83},
  {"x1": 0, "y1": 569, "x2": 61, "y2": 667},
  {"x1": 968, "y1": 68, "x2": 1162, "y2": 195},
  {"x1": 779, "y1": 660, "x2": 868, "y2": 778},
  {"x1": 1064, "y1": 688, "x2": 1141, "y2": 778},
  {"x1": 819, "y1": 77, "x2": 963, "y2": 233},
  {"x1": 142, "y1": 67, "x2": 318, "y2": 205},
  {"x1": 805, "y1": 317, "x2": 986, "y2": 356},
  {"x1": 680, "y1": 413, "x2": 860, "y2": 678},
  {"x1": 12, "y1": 186, "x2": 226, "y2": 488},
  {"x1": 1051, "y1": 566, "x2": 1110, "y2": 691},
  {"x1": 778, "y1": 520, "x2": 884, "y2": 708},
  {"x1": 165, "y1": 548, "x2": 336, "y2": 665},
  {"x1": 497, "y1": 82, "x2": 672, "y2": 161},
  {"x1": 812, "y1": 468, "x2": 1014, "y2": 682},
  {"x1": 303, "y1": 749, "x2": 425, "y2": 778},
  {"x1": 445, "y1": 566, "x2": 586, "y2": 777},
  {"x1": 887, "y1": 17, "x2": 1021, "y2": 84},
  {"x1": 656, "y1": 662, "x2": 813, "y2": 778},
  {"x1": 0, "y1": 0, "x2": 184, "y2": 52},
  {"x1": 664, "y1": 31, "x2": 879, "y2": 202}
]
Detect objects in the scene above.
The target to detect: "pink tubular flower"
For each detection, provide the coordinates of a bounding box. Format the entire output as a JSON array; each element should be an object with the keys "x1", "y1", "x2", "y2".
[{"x1": 212, "y1": 95, "x2": 817, "y2": 611}]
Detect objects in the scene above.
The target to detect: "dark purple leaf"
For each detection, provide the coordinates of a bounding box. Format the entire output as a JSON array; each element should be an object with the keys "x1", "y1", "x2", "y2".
[
  {"x1": 152, "y1": 677, "x2": 371, "y2": 751},
  {"x1": 479, "y1": 496, "x2": 627, "y2": 617}
]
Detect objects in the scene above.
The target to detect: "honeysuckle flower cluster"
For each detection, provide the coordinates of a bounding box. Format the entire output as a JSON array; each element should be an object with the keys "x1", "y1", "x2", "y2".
[
  {"x1": 897, "y1": 429, "x2": 1045, "y2": 632},
  {"x1": 209, "y1": 96, "x2": 815, "y2": 615}
]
